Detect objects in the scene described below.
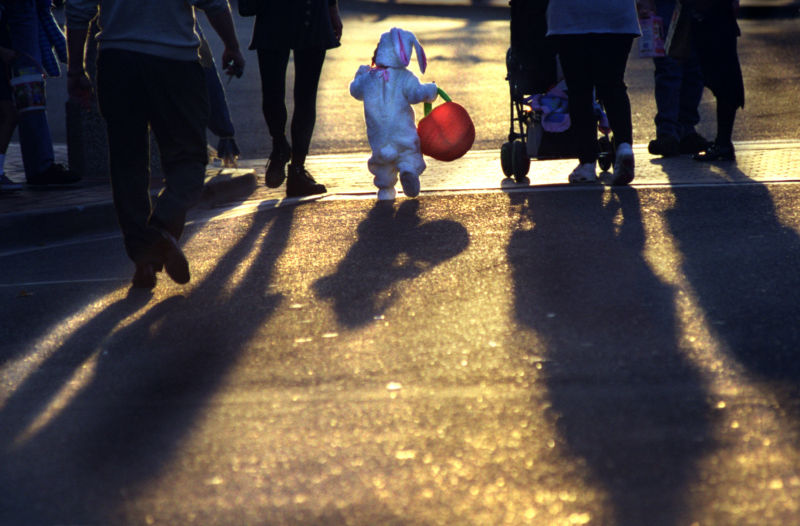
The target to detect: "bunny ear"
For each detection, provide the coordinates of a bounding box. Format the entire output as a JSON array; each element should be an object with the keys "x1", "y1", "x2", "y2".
[
  {"x1": 413, "y1": 36, "x2": 427, "y2": 74},
  {"x1": 391, "y1": 27, "x2": 410, "y2": 67}
]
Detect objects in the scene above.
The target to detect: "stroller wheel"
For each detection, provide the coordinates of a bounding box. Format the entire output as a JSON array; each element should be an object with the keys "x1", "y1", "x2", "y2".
[
  {"x1": 598, "y1": 135, "x2": 614, "y2": 172},
  {"x1": 512, "y1": 139, "x2": 530, "y2": 182},
  {"x1": 501, "y1": 141, "x2": 513, "y2": 177}
]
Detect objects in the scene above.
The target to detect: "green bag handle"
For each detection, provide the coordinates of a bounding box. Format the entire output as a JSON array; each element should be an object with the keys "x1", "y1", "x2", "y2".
[{"x1": 424, "y1": 87, "x2": 452, "y2": 117}]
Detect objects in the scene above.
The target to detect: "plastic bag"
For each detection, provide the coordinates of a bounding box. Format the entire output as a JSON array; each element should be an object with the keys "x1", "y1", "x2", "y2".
[{"x1": 638, "y1": 15, "x2": 666, "y2": 58}]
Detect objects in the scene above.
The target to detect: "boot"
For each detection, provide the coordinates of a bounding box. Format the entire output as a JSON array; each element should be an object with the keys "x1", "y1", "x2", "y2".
[
  {"x1": 286, "y1": 164, "x2": 326, "y2": 197},
  {"x1": 265, "y1": 142, "x2": 291, "y2": 188}
]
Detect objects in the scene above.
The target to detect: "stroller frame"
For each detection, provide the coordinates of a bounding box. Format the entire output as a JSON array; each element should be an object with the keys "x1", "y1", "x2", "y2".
[{"x1": 501, "y1": 0, "x2": 614, "y2": 183}]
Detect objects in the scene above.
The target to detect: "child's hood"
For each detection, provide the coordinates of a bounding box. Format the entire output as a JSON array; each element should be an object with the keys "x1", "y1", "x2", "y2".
[{"x1": 373, "y1": 27, "x2": 427, "y2": 73}]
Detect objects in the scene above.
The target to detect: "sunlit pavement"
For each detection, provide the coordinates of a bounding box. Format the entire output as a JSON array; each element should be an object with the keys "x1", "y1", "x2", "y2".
[{"x1": 3, "y1": 141, "x2": 800, "y2": 524}]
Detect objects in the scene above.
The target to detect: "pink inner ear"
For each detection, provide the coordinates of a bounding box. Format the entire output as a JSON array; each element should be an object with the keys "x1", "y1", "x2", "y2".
[{"x1": 392, "y1": 28, "x2": 409, "y2": 65}]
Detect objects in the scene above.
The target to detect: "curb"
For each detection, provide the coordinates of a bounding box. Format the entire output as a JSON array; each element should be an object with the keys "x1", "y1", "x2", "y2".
[{"x1": 0, "y1": 169, "x2": 257, "y2": 251}]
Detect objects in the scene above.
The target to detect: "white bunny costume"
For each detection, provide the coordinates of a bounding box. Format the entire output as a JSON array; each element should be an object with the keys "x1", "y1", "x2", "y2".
[{"x1": 350, "y1": 27, "x2": 438, "y2": 200}]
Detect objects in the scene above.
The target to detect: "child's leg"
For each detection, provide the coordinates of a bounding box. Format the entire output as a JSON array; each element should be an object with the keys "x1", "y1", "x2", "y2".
[
  {"x1": 369, "y1": 161, "x2": 398, "y2": 200},
  {"x1": 397, "y1": 155, "x2": 424, "y2": 198}
]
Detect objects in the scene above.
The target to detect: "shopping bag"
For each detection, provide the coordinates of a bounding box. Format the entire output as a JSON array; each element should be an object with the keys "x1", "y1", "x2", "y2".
[{"x1": 638, "y1": 15, "x2": 666, "y2": 58}]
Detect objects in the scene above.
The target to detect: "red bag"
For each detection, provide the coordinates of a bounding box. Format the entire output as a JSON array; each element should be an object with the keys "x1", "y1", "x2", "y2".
[{"x1": 417, "y1": 88, "x2": 475, "y2": 162}]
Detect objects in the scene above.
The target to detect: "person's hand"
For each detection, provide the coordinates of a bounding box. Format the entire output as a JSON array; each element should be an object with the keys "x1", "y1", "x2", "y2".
[
  {"x1": 221, "y1": 48, "x2": 245, "y2": 80},
  {"x1": 330, "y1": 5, "x2": 343, "y2": 42},
  {"x1": 0, "y1": 46, "x2": 17, "y2": 65},
  {"x1": 67, "y1": 71, "x2": 93, "y2": 110}
]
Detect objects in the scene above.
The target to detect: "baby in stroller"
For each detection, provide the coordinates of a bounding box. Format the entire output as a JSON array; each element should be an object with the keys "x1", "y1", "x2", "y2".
[{"x1": 502, "y1": 0, "x2": 622, "y2": 185}]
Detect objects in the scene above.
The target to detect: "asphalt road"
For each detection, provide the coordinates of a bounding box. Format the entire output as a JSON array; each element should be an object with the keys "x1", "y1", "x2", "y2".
[
  {"x1": 2, "y1": 185, "x2": 800, "y2": 525},
  {"x1": 4, "y1": 3, "x2": 800, "y2": 525}
]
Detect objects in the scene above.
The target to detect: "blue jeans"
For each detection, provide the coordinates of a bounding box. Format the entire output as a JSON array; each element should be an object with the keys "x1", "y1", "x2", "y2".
[
  {"x1": 653, "y1": 0, "x2": 705, "y2": 140},
  {"x1": 4, "y1": 0, "x2": 55, "y2": 178},
  {"x1": 196, "y1": 24, "x2": 235, "y2": 139}
]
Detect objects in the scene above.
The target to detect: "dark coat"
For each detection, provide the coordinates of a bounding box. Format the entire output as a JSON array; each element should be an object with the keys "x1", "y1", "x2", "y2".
[{"x1": 245, "y1": 0, "x2": 340, "y2": 51}]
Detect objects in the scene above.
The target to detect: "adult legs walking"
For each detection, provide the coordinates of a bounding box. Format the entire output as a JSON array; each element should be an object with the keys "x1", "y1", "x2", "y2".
[{"x1": 257, "y1": 47, "x2": 327, "y2": 195}]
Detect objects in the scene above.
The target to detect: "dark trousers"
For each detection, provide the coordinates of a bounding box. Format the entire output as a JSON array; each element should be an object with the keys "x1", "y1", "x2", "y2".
[
  {"x1": 96, "y1": 49, "x2": 208, "y2": 263},
  {"x1": 653, "y1": 0, "x2": 704, "y2": 140},
  {"x1": 552, "y1": 34, "x2": 634, "y2": 164},
  {"x1": 257, "y1": 47, "x2": 326, "y2": 166},
  {"x1": 692, "y1": 11, "x2": 744, "y2": 145}
]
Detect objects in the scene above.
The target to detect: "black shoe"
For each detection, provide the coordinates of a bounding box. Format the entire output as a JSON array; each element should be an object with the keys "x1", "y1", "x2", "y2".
[
  {"x1": 131, "y1": 262, "x2": 157, "y2": 289},
  {"x1": 693, "y1": 141, "x2": 735, "y2": 162},
  {"x1": 265, "y1": 146, "x2": 291, "y2": 188},
  {"x1": 27, "y1": 163, "x2": 81, "y2": 185},
  {"x1": 286, "y1": 164, "x2": 326, "y2": 197},
  {"x1": 153, "y1": 228, "x2": 190, "y2": 284},
  {"x1": 648, "y1": 134, "x2": 680, "y2": 157},
  {"x1": 679, "y1": 131, "x2": 712, "y2": 155}
]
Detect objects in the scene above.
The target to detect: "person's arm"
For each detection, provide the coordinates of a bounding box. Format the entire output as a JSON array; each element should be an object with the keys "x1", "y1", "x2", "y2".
[
  {"x1": 65, "y1": 1, "x2": 98, "y2": 109},
  {"x1": 65, "y1": 25, "x2": 93, "y2": 109},
  {"x1": 204, "y1": 7, "x2": 245, "y2": 78}
]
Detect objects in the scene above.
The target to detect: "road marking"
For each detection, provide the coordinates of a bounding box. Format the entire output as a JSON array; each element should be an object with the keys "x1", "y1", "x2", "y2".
[
  {"x1": 0, "y1": 277, "x2": 128, "y2": 287},
  {"x1": 0, "y1": 233, "x2": 121, "y2": 258}
]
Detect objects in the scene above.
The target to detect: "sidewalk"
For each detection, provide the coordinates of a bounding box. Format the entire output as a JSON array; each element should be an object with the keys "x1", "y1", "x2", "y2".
[{"x1": 2, "y1": 140, "x2": 800, "y2": 249}]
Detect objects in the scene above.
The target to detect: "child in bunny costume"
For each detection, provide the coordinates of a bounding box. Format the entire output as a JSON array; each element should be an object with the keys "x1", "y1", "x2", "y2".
[{"x1": 350, "y1": 27, "x2": 438, "y2": 200}]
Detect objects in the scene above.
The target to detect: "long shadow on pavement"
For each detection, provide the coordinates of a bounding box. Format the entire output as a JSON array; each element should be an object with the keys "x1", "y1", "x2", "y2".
[
  {"x1": 0, "y1": 206, "x2": 294, "y2": 524},
  {"x1": 663, "y1": 162, "x2": 800, "y2": 415},
  {"x1": 313, "y1": 199, "x2": 469, "y2": 328},
  {"x1": 507, "y1": 187, "x2": 713, "y2": 526}
]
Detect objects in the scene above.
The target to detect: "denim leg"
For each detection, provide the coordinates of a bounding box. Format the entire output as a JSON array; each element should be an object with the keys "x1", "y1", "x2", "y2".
[
  {"x1": 197, "y1": 24, "x2": 235, "y2": 139},
  {"x1": 652, "y1": 0, "x2": 682, "y2": 140},
  {"x1": 204, "y1": 65, "x2": 235, "y2": 138},
  {"x1": 677, "y1": 51, "x2": 704, "y2": 138},
  {"x1": 5, "y1": 0, "x2": 55, "y2": 178}
]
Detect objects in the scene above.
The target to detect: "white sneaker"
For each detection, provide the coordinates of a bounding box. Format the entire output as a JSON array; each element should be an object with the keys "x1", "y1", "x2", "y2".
[
  {"x1": 568, "y1": 162, "x2": 597, "y2": 184},
  {"x1": 612, "y1": 143, "x2": 634, "y2": 186}
]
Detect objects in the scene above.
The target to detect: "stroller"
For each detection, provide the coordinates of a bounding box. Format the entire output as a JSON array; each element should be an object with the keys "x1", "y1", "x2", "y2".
[{"x1": 501, "y1": 0, "x2": 615, "y2": 183}]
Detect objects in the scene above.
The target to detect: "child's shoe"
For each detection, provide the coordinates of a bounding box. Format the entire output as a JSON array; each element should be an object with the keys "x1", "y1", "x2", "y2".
[
  {"x1": 568, "y1": 162, "x2": 597, "y2": 184},
  {"x1": 611, "y1": 143, "x2": 634, "y2": 186},
  {"x1": 400, "y1": 172, "x2": 420, "y2": 198},
  {"x1": 377, "y1": 187, "x2": 396, "y2": 201}
]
